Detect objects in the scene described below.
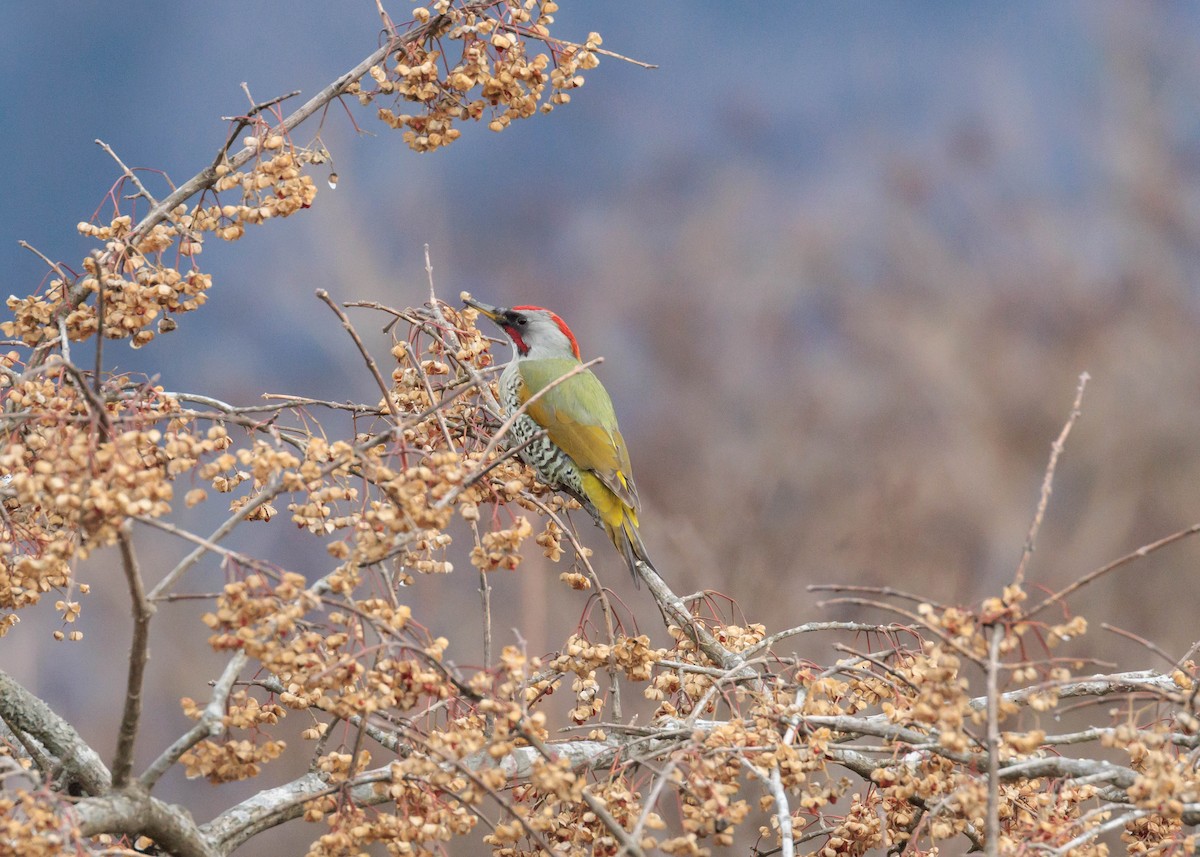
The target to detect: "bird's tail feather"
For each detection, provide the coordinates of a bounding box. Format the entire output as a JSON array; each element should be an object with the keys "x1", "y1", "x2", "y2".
[
  {"x1": 576, "y1": 472, "x2": 655, "y2": 587},
  {"x1": 611, "y1": 512, "x2": 653, "y2": 588}
]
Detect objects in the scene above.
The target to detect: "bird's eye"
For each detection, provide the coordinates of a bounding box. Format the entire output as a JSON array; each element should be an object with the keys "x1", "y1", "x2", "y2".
[{"x1": 516, "y1": 316, "x2": 527, "y2": 326}]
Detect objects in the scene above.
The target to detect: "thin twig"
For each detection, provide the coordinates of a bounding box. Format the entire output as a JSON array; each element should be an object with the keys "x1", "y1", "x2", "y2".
[
  {"x1": 95, "y1": 139, "x2": 162, "y2": 207},
  {"x1": 742, "y1": 759, "x2": 794, "y2": 857},
  {"x1": 1026, "y1": 523, "x2": 1200, "y2": 620},
  {"x1": 629, "y1": 760, "x2": 676, "y2": 849},
  {"x1": 402, "y1": 340, "x2": 455, "y2": 447},
  {"x1": 112, "y1": 523, "x2": 155, "y2": 788},
  {"x1": 224, "y1": 88, "x2": 300, "y2": 123},
  {"x1": 1014, "y1": 372, "x2": 1088, "y2": 586},
  {"x1": 92, "y1": 253, "x2": 105, "y2": 398},
  {"x1": 139, "y1": 652, "x2": 247, "y2": 789},
  {"x1": 133, "y1": 514, "x2": 274, "y2": 572},
  {"x1": 344, "y1": 648, "x2": 382, "y2": 797},
  {"x1": 316, "y1": 289, "x2": 400, "y2": 420},
  {"x1": 57, "y1": 316, "x2": 71, "y2": 365},
  {"x1": 418, "y1": 249, "x2": 457, "y2": 448},
  {"x1": 449, "y1": 424, "x2": 548, "y2": 498},
  {"x1": 173, "y1": 391, "x2": 379, "y2": 415},
  {"x1": 507, "y1": 26, "x2": 658, "y2": 69},
  {"x1": 831, "y1": 644, "x2": 920, "y2": 693},
  {"x1": 213, "y1": 88, "x2": 302, "y2": 168},
  {"x1": 806, "y1": 582, "x2": 948, "y2": 610},
  {"x1": 478, "y1": 573, "x2": 492, "y2": 667},
  {"x1": 1101, "y1": 623, "x2": 1177, "y2": 669},
  {"x1": 147, "y1": 472, "x2": 284, "y2": 601},
  {"x1": 737, "y1": 621, "x2": 910, "y2": 664},
  {"x1": 1049, "y1": 809, "x2": 1152, "y2": 857},
  {"x1": 1175, "y1": 638, "x2": 1200, "y2": 672},
  {"x1": 17, "y1": 239, "x2": 72, "y2": 283},
  {"x1": 818, "y1": 596, "x2": 986, "y2": 668}
]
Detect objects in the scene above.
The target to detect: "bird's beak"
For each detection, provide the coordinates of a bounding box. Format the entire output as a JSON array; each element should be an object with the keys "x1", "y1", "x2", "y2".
[{"x1": 463, "y1": 296, "x2": 505, "y2": 322}]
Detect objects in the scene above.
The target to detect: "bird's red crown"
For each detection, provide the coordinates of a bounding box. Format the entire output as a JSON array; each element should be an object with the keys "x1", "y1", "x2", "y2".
[{"x1": 511, "y1": 305, "x2": 581, "y2": 360}]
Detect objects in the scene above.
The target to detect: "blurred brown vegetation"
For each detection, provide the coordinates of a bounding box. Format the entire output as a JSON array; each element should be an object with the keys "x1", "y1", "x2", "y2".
[{"x1": 515, "y1": 12, "x2": 1200, "y2": 670}]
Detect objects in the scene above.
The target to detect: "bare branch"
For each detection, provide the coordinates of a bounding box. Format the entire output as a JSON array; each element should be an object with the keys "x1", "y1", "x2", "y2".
[
  {"x1": 1026, "y1": 523, "x2": 1200, "y2": 620},
  {"x1": 112, "y1": 523, "x2": 155, "y2": 788},
  {"x1": 316, "y1": 288, "x2": 401, "y2": 420},
  {"x1": 17, "y1": 239, "x2": 72, "y2": 283},
  {"x1": 1102, "y1": 622, "x2": 1178, "y2": 669},
  {"x1": 139, "y1": 652, "x2": 248, "y2": 790},
  {"x1": 172, "y1": 391, "x2": 380, "y2": 415},
  {"x1": 742, "y1": 758, "x2": 794, "y2": 857},
  {"x1": 1014, "y1": 372, "x2": 1088, "y2": 586},
  {"x1": 147, "y1": 472, "x2": 284, "y2": 601},
  {"x1": 95, "y1": 138, "x2": 161, "y2": 207},
  {"x1": 75, "y1": 791, "x2": 219, "y2": 857}
]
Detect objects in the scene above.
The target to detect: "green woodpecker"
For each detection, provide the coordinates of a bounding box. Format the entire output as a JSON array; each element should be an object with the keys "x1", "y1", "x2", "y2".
[{"x1": 464, "y1": 298, "x2": 653, "y2": 585}]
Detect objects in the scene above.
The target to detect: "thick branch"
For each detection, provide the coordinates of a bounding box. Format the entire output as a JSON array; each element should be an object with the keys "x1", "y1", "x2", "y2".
[
  {"x1": 204, "y1": 769, "x2": 391, "y2": 853},
  {"x1": 75, "y1": 791, "x2": 218, "y2": 857},
  {"x1": 0, "y1": 670, "x2": 111, "y2": 796}
]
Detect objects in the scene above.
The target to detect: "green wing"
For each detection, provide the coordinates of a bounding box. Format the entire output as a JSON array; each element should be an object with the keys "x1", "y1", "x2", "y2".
[{"x1": 517, "y1": 359, "x2": 640, "y2": 511}]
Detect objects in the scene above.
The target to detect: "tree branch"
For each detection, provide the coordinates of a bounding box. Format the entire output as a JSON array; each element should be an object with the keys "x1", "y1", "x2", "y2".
[
  {"x1": 112, "y1": 523, "x2": 155, "y2": 788},
  {"x1": 139, "y1": 652, "x2": 248, "y2": 790},
  {"x1": 74, "y1": 791, "x2": 219, "y2": 857},
  {"x1": 316, "y1": 288, "x2": 401, "y2": 421},
  {"x1": 0, "y1": 670, "x2": 112, "y2": 796},
  {"x1": 984, "y1": 624, "x2": 1003, "y2": 857},
  {"x1": 147, "y1": 472, "x2": 284, "y2": 601},
  {"x1": 44, "y1": 5, "x2": 477, "y2": 357}
]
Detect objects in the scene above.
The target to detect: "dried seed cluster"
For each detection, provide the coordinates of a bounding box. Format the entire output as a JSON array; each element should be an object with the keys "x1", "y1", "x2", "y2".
[
  {"x1": 4, "y1": 140, "x2": 320, "y2": 352},
  {"x1": 0, "y1": 788, "x2": 84, "y2": 857},
  {"x1": 0, "y1": 373, "x2": 180, "y2": 635},
  {"x1": 178, "y1": 736, "x2": 287, "y2": 784},
  {"x1": 365, "y1": 2, "x2": 601, "y2": 152}
]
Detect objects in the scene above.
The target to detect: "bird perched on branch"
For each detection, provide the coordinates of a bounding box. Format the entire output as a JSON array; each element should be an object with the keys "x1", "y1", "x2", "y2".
[{"x1": 463, "y1": 296, "x2": 654, "y2": 586}]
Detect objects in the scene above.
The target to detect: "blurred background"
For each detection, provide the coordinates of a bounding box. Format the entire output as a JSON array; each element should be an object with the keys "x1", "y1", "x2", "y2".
[{"x1": 8, "y1": 0, "x2": 1200, "y2": 848}]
